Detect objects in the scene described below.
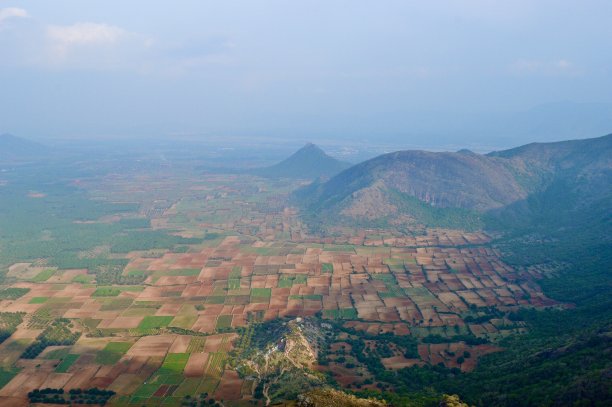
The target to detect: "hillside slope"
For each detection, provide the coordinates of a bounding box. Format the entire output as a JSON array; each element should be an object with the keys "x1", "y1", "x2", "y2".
[
  {"x1": 0, "y1": 134, "x2": 47, "y2": 159},
  {"x1": 294, "y1": 134, "x2": 612, "y2": 230}
]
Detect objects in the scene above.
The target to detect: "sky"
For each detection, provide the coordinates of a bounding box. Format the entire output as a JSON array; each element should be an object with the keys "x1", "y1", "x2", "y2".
[{"x1": 1, "y1": 0, "x2": 611, "y2": 148}]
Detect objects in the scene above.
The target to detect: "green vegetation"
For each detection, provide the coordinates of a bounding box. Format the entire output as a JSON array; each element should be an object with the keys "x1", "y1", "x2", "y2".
[
  {"x1": 28, "y1": 308, "x2": 54, "y2": 329},
  {"x1": 228, "y1": 266, "x2": 242, "y2": 290},
  {"x1": 216, "y1": 315, "x2": 233, "y2": 330},
  {"x1": 0, "y1": 168, "x2": 139, "y2": 271},
  {"x1": 92, "y1": 287, "x2": 121, "y2": 297},
  {"x1": 278, "y1": 274, "x2": 307, "y2": 288},
  {"x1": 251, "y1": 287, "x2": 271, "y2": 297},
  {"x1": 0, "y1": 312, "x2": 24, "y2": 344},
  {"x1": 250, "y1": 287, "x2": 272, "y2": 303},
  {"x1": 44, "y1": 347, "x2": 70, "y2": 360},
  {"x1": 72, "y1": 274, "x2": 94, "y2": 284},
  {"x1": 95, "y1": 342, "x2": 133, "y2": 365},
  {"x1": 110, "y1": 230, "x2": 200, "y2": 253},
  {"x1": 324, "y1": 308, "x2": 358, "y2": 319},
  {"x1": 187, "y1": 337, "x2": 207, "y2": 353},
  {"x1": 119, "y1": 217, "x2": 151, "y2": 229},
  {"x1": 32, "y1": 269, "x2": 56, "y2": 282},
  {"x1": 372, "y1": 273, "x2": 405, "y2": 298},
  {"x1": 160, "y1": 352, "x2": 190, "y2": 374},
  {"x1": 164, "y1": 268, "x2": 201, "y2": 276},
  {"x1": 0, "y1": 287, "x2": 29, "y2": 300},
  {"x1": 289, "y1": 294, "x2": 322, "y2": 300},
  {"x1": 54, "y1": 354, "x2": 80, "y2": 373},
  {"x1": 28, "y1": 388, "x2": 115, "y2": 405},
  {"x1": 436, "y1": 230, "x2": 612, "y2": 405},
  {"x1": 228, "y1": 278, "x2": 241, "y2": 290},
  {"x1": 322, "y1": 263, "x2": 334, "y2": 273},
  {"x1": 92, "y1": 262, "x2": 139, "y2": 285},
  {"x1": 0, "y1": 137, "x2": 608, "y2": 406},
  {"x1": 21, "y1": 318, "x2": 80, "y2": 359},
  {"x1": 138, "y1": 316, "x2": 174, "y2": 329},
  {"x1": 390, "y1": 190, "x2": 483, "y2": 231},
  {"x1": 170, "y1": 305, "x2": 199, "y2": 329},
  {"x1": 323, "y1": 244, "x2": 356, "y2": 252},
  {"x1": 0, "y1": 367, "x2": 20, "y2": 390},
  {"x1": 230, "y1": 266, "x2": 242, "y2": 278},
  {"x1": 206, "y1": 295, "x2": 225, "y2": 304},
  {"x1": 100, "y1": 297, "x2": 133, "y2": 311}
]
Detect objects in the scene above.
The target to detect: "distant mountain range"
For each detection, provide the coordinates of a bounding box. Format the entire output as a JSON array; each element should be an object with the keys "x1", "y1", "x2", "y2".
[
  {"x1": 0, "y1": 133, "x2": 47, "y2": 159},
  {"x1": 294, "y1": 134, "x2": 612, "y2": 232},
  {"x1": 248, "y1": 143, "x2": 351, "y2": 179}
]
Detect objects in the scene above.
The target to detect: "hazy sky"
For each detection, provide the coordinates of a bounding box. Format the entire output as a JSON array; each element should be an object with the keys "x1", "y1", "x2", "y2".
[{"x1": 1, "y1": 1, "x2": 611, "y2": 147}]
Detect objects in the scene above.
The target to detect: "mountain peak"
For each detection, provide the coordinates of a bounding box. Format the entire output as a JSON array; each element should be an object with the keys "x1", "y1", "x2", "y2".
[
  {"x1": 250, "y1": 144, "x2": 350, "y2": 179},
  {"x1": 296, "y1": 142, "x2": 324, "y2": 154}
]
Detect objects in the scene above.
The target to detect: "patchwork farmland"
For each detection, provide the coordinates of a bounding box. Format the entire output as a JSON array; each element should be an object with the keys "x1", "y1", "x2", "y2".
[{"x1": 0, "y1": 171, "x2": 558, "y2": 406}]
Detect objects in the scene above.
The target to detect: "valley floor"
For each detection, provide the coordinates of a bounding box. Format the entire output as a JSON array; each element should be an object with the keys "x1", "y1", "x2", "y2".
[{"x1": 0, "y1": 169, "x2": 563, "y2": 406}]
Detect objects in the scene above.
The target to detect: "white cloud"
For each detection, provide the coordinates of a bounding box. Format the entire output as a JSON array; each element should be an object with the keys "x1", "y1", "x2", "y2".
[
  {"x1": 0, "y1": 7, "x2": 28, "y2": 23},
  {"x1": 46, "y1": 22, "x2": 125, "y2": 47},
  {"x1": 44, "y1": 22, "x2": 130, "y2": 63},
  {"x1": 509, "y1": 58, "x2": 576, "y2": 75},
  {"x1": 1, "y1": 16, "x2": 230, "y2": 75}
]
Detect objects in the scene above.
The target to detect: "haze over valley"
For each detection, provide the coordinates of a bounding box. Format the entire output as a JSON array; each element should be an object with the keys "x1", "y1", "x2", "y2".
[{"x1": 0, "y1": 2, "x2": 611, "y2": 407}]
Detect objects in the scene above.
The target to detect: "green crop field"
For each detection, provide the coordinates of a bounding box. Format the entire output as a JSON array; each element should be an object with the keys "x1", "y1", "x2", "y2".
[
  {"x1": 187, "y1": 337, "x2": 206, "y2": 353},
  {"x1": 228, "y1": 278, "x2": 241, "y2": 290},
  {"x1": 0, "y1": 288, "x2": 29, "y2": 300},
  {"x1": 278, "y1": 274, "x2": 308, "y2": 288},
  {"x1": 121, "y1": 307, "x2": 157, "y2": 317},
  {"x1": 323, "y1": 244, "x2": 355, "y2": 252},
  {"x1": 138, "y1": 316, "x2": 174, "y2": 329},
  {"x1": 101, "y1": 297, "x2": 134, "y2": 311},
  {"x1": 170, "y1": 313, "x2": 198, "y2": 330},
  {"x1": 28, "y1": 308, "x2": 53, "y2": 329},
  {"x1": 96, "y1": 342, "x2": 133, "y2": 365},
  {"x1": 28, "y1": 297, "x2": 48, "y2": 304},
  {"x1": 197, "y1": 377, "x2": 219, "y2": 395},
  {"x1": 324, "y1": 308, "x2": 358, "y2": 319},
  {"x1": 173, "y1": 377, "x2": 201, "y2": 397},
  {"x1": 167, "y1": 268, "x2": 201, "y2": 276},
  {"x1": 71, "y1": 274, "x2": 94, "y2": 284},
  {"x1": 160, "y1": 353, "x2": 190, "y2": 374},
  {"x1": 250, "y1": 288, "x2": 271, "y2": 298},
  {"x1": 322, "y1": 263, "x2": 334, "y2": 273},
  {"x1": 44, "y1": 348, "x2": 70, "y2": 360},
  {"x1": 92, "y1": 287, "x2": 121, "y2": 297},
  {"x1": 54, "y1": 354, "x2": 80, "y2": 373},
  {"x1": 0, "y1": 367, "x2": 20, "y2": 390},
  {"x1": 205, "y1": 295, "x2": 226, "y2": 304},
  {"x1": 32, "y1": 269, "x2": 55, "y2": 282},
  {"x1": 216, "y1": 314, "x2": 233, "y2": 330},
  {"x1": 133, "y1": 383, "x2": 159, "y2": 398},
  {"x1": 230, "y1": 266, "x2": 242, "y2": 278},
  {"x1": 289, "y1": 294, "x2": 322, "y2": 300},
  {"x1": 204, "y1": 352, "x2": 226, "y2": 378}
]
